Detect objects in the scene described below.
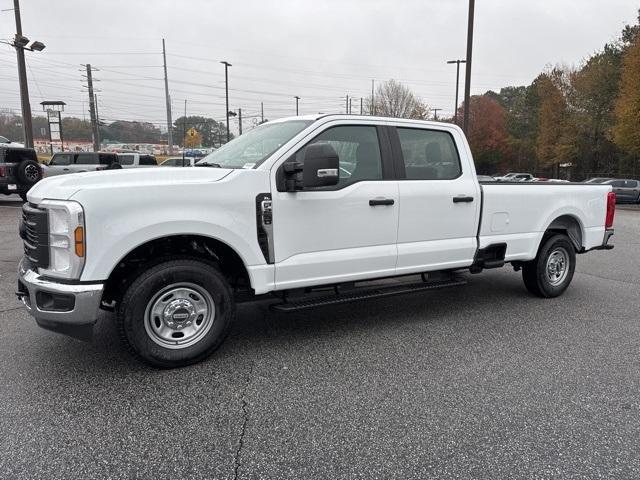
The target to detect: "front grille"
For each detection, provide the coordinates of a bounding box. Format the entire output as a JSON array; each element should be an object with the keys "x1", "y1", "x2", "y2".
[{"x1": 20, "y1": 203, "x2": 49, "y2": 269}]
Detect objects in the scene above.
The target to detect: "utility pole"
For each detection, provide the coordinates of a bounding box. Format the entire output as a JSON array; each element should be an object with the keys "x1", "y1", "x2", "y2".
[
  {"x1": 447, "y1": 59, "x2": 466, "y2": 125},
  {"x1": 463, "y1": 0, "x2": 475, "y2": 134},
  {"x1": 294, "y1": 96, "x2": 300, "y2": 115},
  {"x1": 432, "y1": 108, "x2": 442, "y2": 121},
  {"x1": 162, "y1": 39, "x2": 173, "y2": 154},
  {"x1": 345, "y1": 95, "x2": 349, "y2": 114},
  {"x1": 13, "y1": 0, "x2": 33, "y2": 148},
  {"x1": 349, "y1": 97, "x2": 352, "y2": 114},
  {"x1": 94, "y1": 94, "x2": 101, "y2": 147},
  {"x1": 371, "y1": 79, "x2": 375, "y2": 115},
  {"x1": 261, "y1": 102, "x2": 264, "y2": 123},
  {"x1": 221, "y1": 61, "x2": 232, "y2": 142},
  {"x1": 182, "y1": 99, "x2": 187, "y2": 162},
  {"x1": 360, "y1": 97, "x2": 363, "y2": 115},
  {"x1": 85, "y1": 64, "x2": 100, "y2": 151},
  {"x1": 238, "y1": 108, "x2": 242, "y2": 135}
]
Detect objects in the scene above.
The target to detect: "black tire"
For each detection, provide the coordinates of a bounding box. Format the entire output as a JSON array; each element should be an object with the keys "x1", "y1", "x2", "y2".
[
  {"x1": 116, "y1": 259, "x2": 235, "y2": 368},
  {"x1": 522, "y1": 234, "x2": 576, "y2": 298},
  {"x1": 16, "y1": 160, "x2": 42, "y2": 185}
]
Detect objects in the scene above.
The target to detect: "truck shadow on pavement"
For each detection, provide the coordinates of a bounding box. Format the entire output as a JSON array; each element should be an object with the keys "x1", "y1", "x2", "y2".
[{"x1": 25, "y1": 269, "x2": 533, "y2": 373}]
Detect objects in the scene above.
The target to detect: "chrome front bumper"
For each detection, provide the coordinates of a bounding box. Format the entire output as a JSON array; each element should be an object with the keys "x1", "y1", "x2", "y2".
[{"x1": 17, "y1": 259, "x2": 104, "y2": 340}]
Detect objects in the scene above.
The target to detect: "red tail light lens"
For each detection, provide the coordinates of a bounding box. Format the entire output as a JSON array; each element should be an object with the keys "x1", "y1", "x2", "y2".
[
  {"x1": 605, "y1": 191, "x2": 616, "y2": 228},
  {"x1": 0, "y1": 166, "x2": 5, "y2": 177}
]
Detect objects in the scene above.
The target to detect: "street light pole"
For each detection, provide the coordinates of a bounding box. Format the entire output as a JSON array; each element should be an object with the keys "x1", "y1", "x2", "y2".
[
  {"x1": 13, "y1": 0, "x2": 33, "y2": 148},
  {"x1": 294, "y1": 96, "x2": 300, "y2": 115},
  {"x1": 220, "y1": 61, "x2": 232, "y2": 142},
  {"x1": 432, "y1": 108, "x2": 442, "y2": 121},
  {"x1": 447, "y1": 59, "x2": 466, "y2": 125},
  {"x1": 463, "y1": 0, "x2": 475, "y2": 134}
]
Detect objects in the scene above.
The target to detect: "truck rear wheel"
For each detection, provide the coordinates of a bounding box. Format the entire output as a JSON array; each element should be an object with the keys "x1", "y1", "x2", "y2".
[
  {"x1": 522, "y1": 234, "x2": 576, "y2": 298},
  {"x1": 116, "y1": 259, "x2": 235, "y2": 368}
]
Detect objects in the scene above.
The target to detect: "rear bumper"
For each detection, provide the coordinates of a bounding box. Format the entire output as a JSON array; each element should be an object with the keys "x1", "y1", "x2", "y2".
[
  {"x1": 589, "y1": 228, "x2": 614, "y2": 251},
  {"x1": 17, "y1": 259, "x2": 104, "y2": 340}
]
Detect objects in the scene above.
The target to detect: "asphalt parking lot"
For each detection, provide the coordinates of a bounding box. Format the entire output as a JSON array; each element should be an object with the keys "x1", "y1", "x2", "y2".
[{"x1": 1, "y1": 196, "x2": 639, "y2": 479}]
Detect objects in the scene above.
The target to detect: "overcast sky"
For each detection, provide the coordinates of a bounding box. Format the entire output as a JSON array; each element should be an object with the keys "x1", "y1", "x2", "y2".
[{"x1": 0, "y1": 0, "x2": 637, "y2": 133}]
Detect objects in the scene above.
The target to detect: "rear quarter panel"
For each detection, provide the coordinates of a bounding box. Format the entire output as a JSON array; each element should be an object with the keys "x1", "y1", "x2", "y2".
[{"x1": 480, "y1": 183, "x2": 611, "y2": 261}]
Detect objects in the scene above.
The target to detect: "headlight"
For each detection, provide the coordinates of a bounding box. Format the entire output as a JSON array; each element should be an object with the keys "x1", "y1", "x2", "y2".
[{"x1": 39, "y1": 199, "x2": 85, "y2": 279}]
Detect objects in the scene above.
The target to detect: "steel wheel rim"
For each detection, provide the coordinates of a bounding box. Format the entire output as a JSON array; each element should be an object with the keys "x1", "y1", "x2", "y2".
[
  {"x1": 546, "y1": 247, "x2": 569, "y2": 286},
  {"x1": 144, "y1": 282, "x2": 215, "y2": 349},
  {"x1": 25, "y1": 164, "x2": 39, "y2": 182}
]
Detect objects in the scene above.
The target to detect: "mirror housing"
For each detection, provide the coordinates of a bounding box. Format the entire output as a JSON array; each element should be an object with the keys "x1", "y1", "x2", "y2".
[{"x1": 283, "y1": 142, "x2": 339, "y2": 191}]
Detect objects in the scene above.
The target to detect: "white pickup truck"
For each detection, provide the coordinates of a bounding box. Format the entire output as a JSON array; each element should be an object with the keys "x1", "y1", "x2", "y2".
[{"x1": 17, "y1": 115, "x2": 616, "y2": 367}]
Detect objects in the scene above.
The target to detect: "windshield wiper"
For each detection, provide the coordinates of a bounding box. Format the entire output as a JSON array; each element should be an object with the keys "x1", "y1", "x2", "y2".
[{"x1": 195, "y1": 161, "x2": 223, "y2": 168}]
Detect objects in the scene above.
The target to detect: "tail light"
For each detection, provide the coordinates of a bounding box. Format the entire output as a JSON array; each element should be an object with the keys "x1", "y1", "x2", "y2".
[
  {"x1": 0, "y1": 165, "x2": 5, "y2": 177},
  {"x1": 605, "y1": 191, "x2": 616, "y2": 228}
]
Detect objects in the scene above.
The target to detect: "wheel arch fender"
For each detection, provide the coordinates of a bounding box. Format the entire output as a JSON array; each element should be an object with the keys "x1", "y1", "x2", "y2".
[{"x1": 541, "y1": 210, "x2": 585, "y2": 252}]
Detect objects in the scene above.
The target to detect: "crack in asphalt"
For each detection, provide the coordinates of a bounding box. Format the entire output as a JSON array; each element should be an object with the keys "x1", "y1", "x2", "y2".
[
  {"x1": 233, "y1": 362, "x2": 254, "y2": 480},
  {"x1": 576, "y1": 271, "x2": 640, "y2": 286}
]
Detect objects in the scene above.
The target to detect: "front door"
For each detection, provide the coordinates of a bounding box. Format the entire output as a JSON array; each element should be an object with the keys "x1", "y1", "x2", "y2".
[
  {"x1": 271, "y1": 124, "x2": 399, "y2": 290},
  {"x1": 392, "y1": 126, "x2": 481, "y2": 274}
]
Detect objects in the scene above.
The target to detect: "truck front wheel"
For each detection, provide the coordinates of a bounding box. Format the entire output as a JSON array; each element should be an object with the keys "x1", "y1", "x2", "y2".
[
  {"x1": 522, "y1": 234, "x2": 576, "y2": 298},
  {"x1": 117, "y1": 259, "x2": 235, "y2": 368}
]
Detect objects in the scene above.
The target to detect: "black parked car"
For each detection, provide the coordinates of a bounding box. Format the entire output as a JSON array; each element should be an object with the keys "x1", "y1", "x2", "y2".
[
  {"x1": 603, "y1": 179, "x2": 640, "y2": 204},
  {"x1": 0, "y1": 146, "x2": 42, "y2": 201}
]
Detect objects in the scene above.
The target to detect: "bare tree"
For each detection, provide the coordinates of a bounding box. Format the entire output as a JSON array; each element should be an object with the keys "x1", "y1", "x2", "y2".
[{"x1": 366, "y1": 79, "x2": 430, "y2": 119}]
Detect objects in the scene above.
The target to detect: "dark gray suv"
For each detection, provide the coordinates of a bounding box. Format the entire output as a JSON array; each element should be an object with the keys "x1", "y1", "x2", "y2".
[
  {"x1": 0, "y1": 146, "x2": 42, "y2": 201},
  {"x1": 603, "y1": 179, "x2": 640, "y2": 204}
]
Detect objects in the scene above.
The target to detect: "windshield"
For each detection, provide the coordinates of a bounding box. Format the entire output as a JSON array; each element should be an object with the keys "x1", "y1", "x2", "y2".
[{"x1": 196, "y1": 120, "x2": 312, "y2": 169}]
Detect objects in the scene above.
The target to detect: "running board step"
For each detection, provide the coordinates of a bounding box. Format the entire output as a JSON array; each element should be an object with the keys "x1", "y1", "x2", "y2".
[{"x1": 270, "y1": 278, "x2": 467, "y2": 312}]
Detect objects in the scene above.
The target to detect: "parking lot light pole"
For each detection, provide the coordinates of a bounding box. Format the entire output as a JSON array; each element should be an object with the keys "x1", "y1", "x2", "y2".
[
  {"x1": 220, "y1": 61, "x2": 232, "y2": 142},
  {"x1": 10, "y1": 0, "x2": 45, "y2": 148},
  {"x1": 447, "y1": 59, "x2": 466, "y2": 125},
  {"x1": 294, "y1": 96, "x2": 300, "y2": 116}
]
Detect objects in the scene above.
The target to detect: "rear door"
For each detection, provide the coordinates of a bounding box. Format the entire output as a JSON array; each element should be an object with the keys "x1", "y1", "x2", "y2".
[
  {"x1": 271, "y1": 123, "x2": 399, "y2": 290},
  {"x1": 118, "y1": 154, "x2": 136, "y2": 168},
  {"x1": 391, "y1": 125, "x2": 480, "y2": 274},
  {"x1": 73, "y1": 153, "x2": 102, "y2": 172}
]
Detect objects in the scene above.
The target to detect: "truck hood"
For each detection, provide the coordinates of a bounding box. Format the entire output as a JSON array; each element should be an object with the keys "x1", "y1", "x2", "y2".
[{"x1": 27, "y1": 167, "x2": 234, "y2": 203}]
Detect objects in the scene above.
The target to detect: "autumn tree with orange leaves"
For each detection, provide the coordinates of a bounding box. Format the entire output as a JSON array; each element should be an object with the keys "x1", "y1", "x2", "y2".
[
  {"x1": 613, "y1": 36, "x2": 640, "y2": 156},
  {"x1": 458, "y1": 96, "x2": 511, "y2": 174}
]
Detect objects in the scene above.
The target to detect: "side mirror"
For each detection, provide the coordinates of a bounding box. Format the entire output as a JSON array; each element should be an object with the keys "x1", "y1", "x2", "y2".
[{"x1": 283, "y1": 142, "x2": 339, "y2": 191}]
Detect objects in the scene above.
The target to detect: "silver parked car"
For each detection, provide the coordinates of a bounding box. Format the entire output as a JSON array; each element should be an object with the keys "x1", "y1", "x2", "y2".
[
  {"x1": 42, "y1": 152, "x2": 121, "y2": 177},
  {"x1": 603, "y1": 179, "x2": 640, "y2": 204}
]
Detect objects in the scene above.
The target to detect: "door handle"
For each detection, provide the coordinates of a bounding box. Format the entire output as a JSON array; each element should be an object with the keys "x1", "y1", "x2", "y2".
[
  {"x1": 453, "y1": 196, "x2": 474, "y2": 203},
  {"x1": 63, "y1": 168, "x2": 69, "y2": 171},
  {"x1": 369, "y1": 198, "x2": 395, "y2": 206}
]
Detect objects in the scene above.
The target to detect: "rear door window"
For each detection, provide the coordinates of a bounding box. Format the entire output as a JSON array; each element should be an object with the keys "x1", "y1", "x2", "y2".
[
  {"x1": 610, "y1": 180, "x2": 625, "y2": 188},
  {"x1": 75, "y1": 153, "x2": 100, "y2": 165},
  {"x1": 397, "y1": 128, "x2": 461, "y2": 180},
  {"x1": 118, "y1": 154, "x2": 135, "y2": 166},
  {"x1": 50, "y1": 153, "x2": 72, "y2": 166}
]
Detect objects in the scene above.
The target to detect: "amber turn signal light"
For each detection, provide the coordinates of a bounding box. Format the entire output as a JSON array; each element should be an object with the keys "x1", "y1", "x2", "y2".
[{"x1": 74, "y1": 226, "x2": 85, "y2": 257}]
